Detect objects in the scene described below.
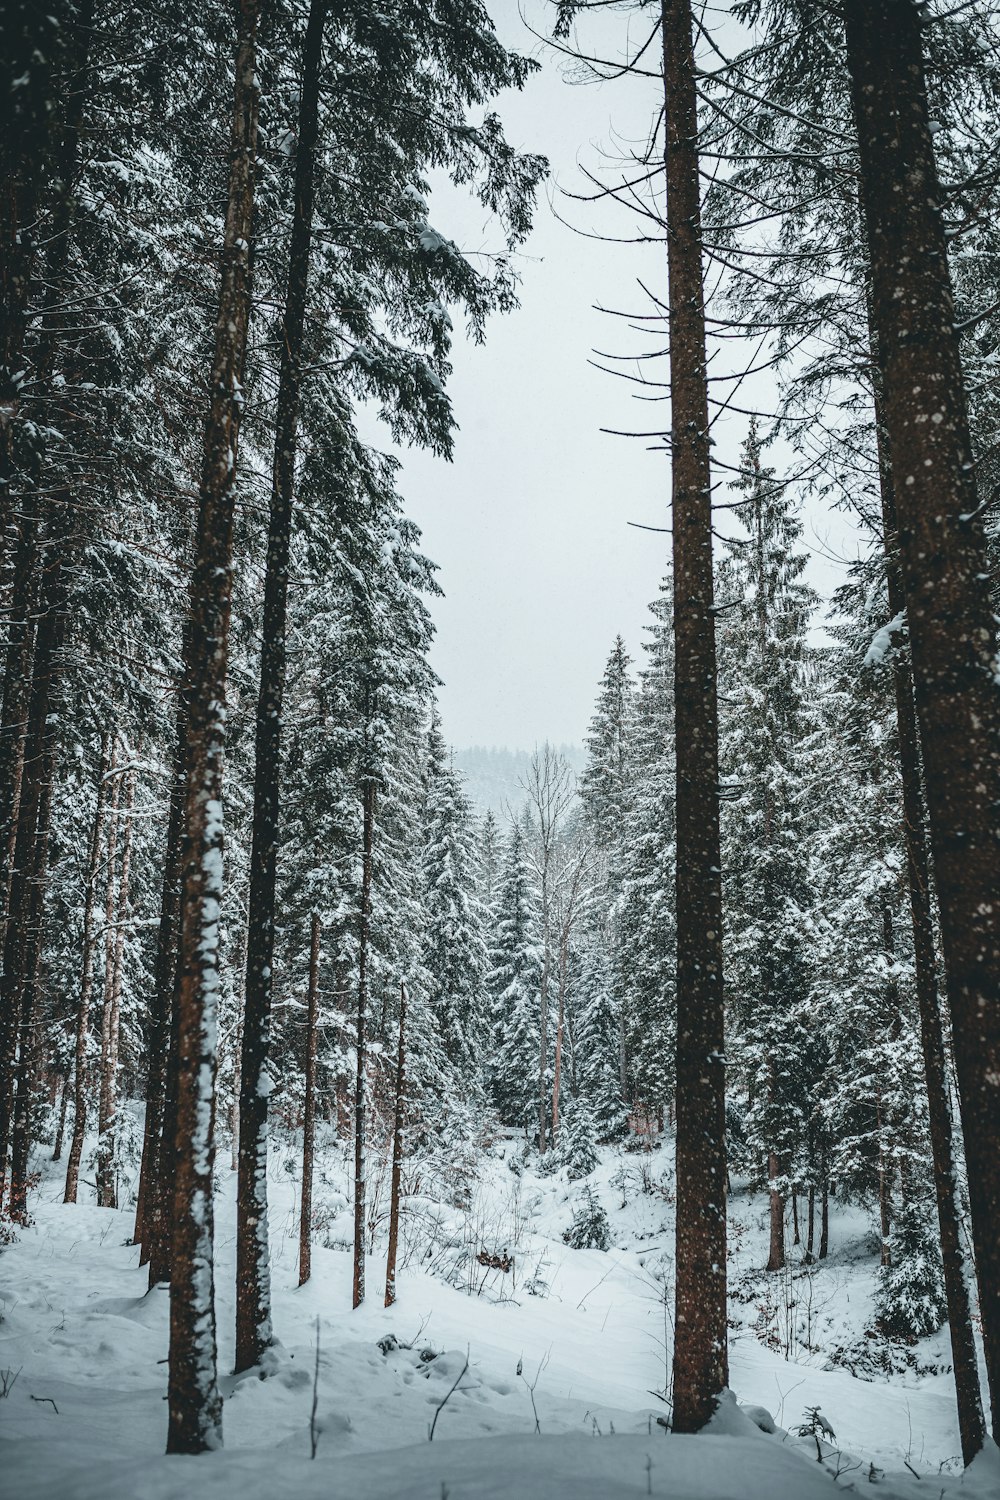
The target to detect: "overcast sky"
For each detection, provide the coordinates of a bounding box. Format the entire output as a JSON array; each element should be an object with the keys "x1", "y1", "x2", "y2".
[{"x1": 392, "y1": 0, "x2": 863, "y2": 751}]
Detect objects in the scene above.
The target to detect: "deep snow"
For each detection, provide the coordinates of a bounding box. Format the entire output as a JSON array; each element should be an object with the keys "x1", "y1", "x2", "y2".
[{"x1": 0, "y1": 1128, "x2": 996, "y2": 1499}]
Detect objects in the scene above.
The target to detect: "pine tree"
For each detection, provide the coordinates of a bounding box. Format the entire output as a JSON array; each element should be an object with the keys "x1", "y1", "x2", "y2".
[
  {"x1": 422, "y1": 720, "x2": 488, "y2": 1078},
  {"x1": 718, "y1": 425, "x2": 819, "y2": 1273},
  {"x1": 560, "y1": 1091, "x2": 599, "y2": 1180},
  {"x1": 488, "y1": 822, "x2": 543, "y2": 1132}
]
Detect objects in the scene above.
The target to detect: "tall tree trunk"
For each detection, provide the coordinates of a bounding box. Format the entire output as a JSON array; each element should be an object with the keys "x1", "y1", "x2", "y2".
[
  {"x1": 236, "y1": 0, "x2": 326, "y2": 1371},
  {"x1": 819, "y1": 1180, "x2": 829, "y2": 1261},
  {"x1": 298, "y1": 914, "x2": 321, "y2": 1287},
  {"x1": 229, "y1": 1016, "x2": 241, "y2": 1174},
  {"x1": 98, "y1": 755, "x2": 135, "y2": 1210},
  {"x1": 166, "y1": 0, "x2": 259, "y2": 1456},
  {"x1": 0, "y1": 3, "x2": 93, "y2": 1204},
  {"x1": 537, "y1": 949, "x2": 549, "y2": 1154},
  {"x1": 806, "y1": 1183, "x2": 815, "y2": 1264},
  {"x1": 96, "y1": 745, "x2": 121, "y2": 1207},
  {"x1": 661, "y1": 0, "x2": 728, "y2": 1434},
  {"x1": 550, "y1": 946, "x2": 567, "y2": 1144},
  {"x1": 353, "y1": 780, "x2": 375, "y2": 1311},
  {"x1": 384, "y1": 980, "x2": 407, "y2": 1308},
  {"x1": 868, "y1": 398, "x2": 987, "y2": 1460},
  {"x1": 134, "y1": 728, "x2": 185, "y2": 1262},
  {"x1": 4, "y1": 525, "x2": 65, "y2": 1215},
  {"x1": 64, "y1": 735, "x2": 110, "y2": 1204},
  {"x1": 844, "y1": 0, "x2": 1000, "y2": 1435},
  {"x1": 52, "y1": 1070, "x2": 69, "y2": 1162},
  {"x1": 7, "y1": 566, "x2": 63, "y2": 1220},
  {"x1": 876, "y1": 1087, "x2": 892, "y2": 1269},
  {"x1": 766, "y1": 1150, "x2": 785, "y2": 1272},
  {"x1": 0, "y1": 503, "x2": 40, "y2": 933}
]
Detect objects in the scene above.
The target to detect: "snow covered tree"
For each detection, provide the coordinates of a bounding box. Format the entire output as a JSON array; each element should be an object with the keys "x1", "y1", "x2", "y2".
[
  {"x1": 488, "y1": 822, "x2": 543, "y2": 1132},
  {"x1": 718, "y1": 425, "x2": 819, "y2": 1272},
  {"x1": 422, "y1": 719, "x2": 488, "y2": 1078},
  {"x1": 560, "y1": 1090, "x2": 598, "y2": 1180},
  {"x1": 616, "y1": 579, "x2": 676, "y2": 1120}
]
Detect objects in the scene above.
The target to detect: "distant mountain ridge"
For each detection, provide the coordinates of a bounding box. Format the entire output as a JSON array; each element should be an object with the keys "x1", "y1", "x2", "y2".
[{"x1": 451, "y1": 744, "x2": 586, "y2": 819}]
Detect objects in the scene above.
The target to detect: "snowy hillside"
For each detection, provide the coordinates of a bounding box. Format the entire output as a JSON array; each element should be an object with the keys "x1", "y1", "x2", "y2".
[{"x1": 1, "y1": 1131, "x2": 995, "y2": 1500}]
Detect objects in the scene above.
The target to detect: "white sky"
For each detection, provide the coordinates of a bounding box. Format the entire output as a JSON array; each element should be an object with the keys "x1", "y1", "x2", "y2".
[{"x1": 394, "y1": 0, "x2": 864, "y2": 751}]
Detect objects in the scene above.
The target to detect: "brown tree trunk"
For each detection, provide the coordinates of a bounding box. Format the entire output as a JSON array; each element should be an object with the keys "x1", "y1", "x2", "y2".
[
  {"x1": 791, "y1": 1187, "x2": 799, "y2": 1247},
  {"x1": 7, "y1": 640, "x2": 61, "y2": 1220},
  {"x1": 866, "y1": 311, "x2": 988, "y2": 1462},
  {"x1": 64, "y1": 736, "x2": 110, "y2": 1204},
  {"x1": 298, "y1": 914, "x2": 321, "y2": 1287},
  {"x1": 877, "y1": 1090, "x2": 892, "y2": 1270},
  {"x1": 98, "y1": 755, "x2": 136, "y2": 1209},
  {"x1": 537, "y1": 956, "x2": 549, "y2": 1154},
  {"x1": 384, "y1": 980, "x2": 407, "y2": 1308},
  {"x1": 96, "y1": 745, "x2": 121, "y2": 1207},
  {"x1": 353, "y1": 781, "x2": 375, "y2": 1311},
  {"x1": 550, "y1": 948, "x2": 566, "y2": 1144},
  {"x1": 134, "y1": 729, "x2": 186, "y2": 1264},
  {"x1": 166, "y1": 0, "x2": 259, "y2": 1456},
  {"x1": 806, "y1": 1184, "x2": 815, "y2": 1264},
  {"x1": 5, "y1": 525, "x2": 65, "y2": 1218},
  {"x1": 236, "y1": 0, "x2": 326, "y2": 1371},
  {"x1": 0, "y1": 502, "x2": 40, "y2": 939},
  {"x1": 844, "y1": 0, "x2": 1000, "y2": 1436},
  {"x1": 661, "y1": 0, "x2": 728, "y2": 1434},
  {"x1": 0, "y1": 1, "x2": 95, "y2": 1209},
  {"x1": 766, "y1": 1151, "x2": 785, "y2": 1272},
  {"x1": 52, "y1": 1071, "x2": 69, "y2": 1162},
  {"x1": 229, "y1": 1016, "x2": 241, "y2": 1174},
  {"x1": 819, "y1": 1181, "x2": 829, "y2": 1261}
]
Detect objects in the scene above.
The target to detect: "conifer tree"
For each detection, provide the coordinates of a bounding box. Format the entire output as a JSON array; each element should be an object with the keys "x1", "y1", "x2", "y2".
[
  {"x1": 488, "y1": 822, "x2": 543, "y2": 1132},
  {"x1": 422, "y1": 719, "x2": 488, "y2": 1077},
  {"x1": 718, "y1": 427, "x2": 818, "y2": 1272}
]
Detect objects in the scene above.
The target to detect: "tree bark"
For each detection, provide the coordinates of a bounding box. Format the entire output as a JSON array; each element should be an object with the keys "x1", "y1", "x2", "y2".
[
  {"x1": 766, "y1": 1151, "x2": 785, "y2": 1272},
  {"x1": 97, "y1": 754, "x2": 135, "y2": 1209},
  {"x1": 661, "y1": 0, "x2": 728, "y2": 1434},
  {"x1": 876, "y1": 1088, "x2": 892, "y2": 1270},
  {"x1": 819, "y1": 1180, "x2": 829, "y2": 1261},
  {"x1": 166, "y1": 0, "x2": 259, "y2": 1456},
  {"x1": 298, "y1": 914, "x2": 321, "y2": 1287},
  {"x1": 384, "y1": 980, "x2": 407, "y2": 1308},
  {"x1": 96, "y1": 745, "x2": 121, "y2": 1208},
  {"x1": 868, "y1": 374, "x2": 987, "y2": 1461},
  {"x1": 7, "y1": 568, "x2": 63, "y2": 1220},
  {"x1": 64, "y1": 735, "x2": 110, "y2": 1204},
  {"x1": 236, "y1": 0, "x2": 326, "y2": 1371},
  {"x1": 550, "y1": 945, "x2": 566, "y2": 1144},
  {"x1": 806, "y1": 1183, "x2": 815, "y2": 1264},
  {"x1": 353, "y1": 780, "x2": 375, "y2": 1311},
  {"x1": 844, "y1": 0, "x2": 1000, "y2": 1436},
  {"x1": 52, "y1": 1071, "x2": 69, "y2": 1162},
  {"x1": 135, "y1": 723, "x2": 186, "y2": 1265},
  {"x1": 4, "y1": 522, "x2": 65, "y2": 1216}
]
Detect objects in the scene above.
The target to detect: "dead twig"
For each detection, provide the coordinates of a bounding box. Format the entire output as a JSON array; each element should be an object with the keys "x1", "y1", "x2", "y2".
[
  {"x1": 428, "y1": 1347, "x2": 470, "y2": 1441},
  {"x1": 310, "y1": 1315, "x2": 320, "y2": 1459}
]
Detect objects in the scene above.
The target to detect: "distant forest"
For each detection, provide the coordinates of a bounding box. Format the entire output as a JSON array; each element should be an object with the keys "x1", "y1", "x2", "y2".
[{"x1": 453, "y1": 745, "x2": 586, "y2": 816}]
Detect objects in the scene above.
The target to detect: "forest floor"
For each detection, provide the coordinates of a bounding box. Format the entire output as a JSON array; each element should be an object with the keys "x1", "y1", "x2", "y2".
[{"x1": 0, "y1": 1123, "x2": 996, "y2": 1499}]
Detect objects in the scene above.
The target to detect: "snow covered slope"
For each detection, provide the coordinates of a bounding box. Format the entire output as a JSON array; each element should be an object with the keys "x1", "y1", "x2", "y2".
[{"x1": 0, "y1": 1139, "x2": 995, "y2": 1499}]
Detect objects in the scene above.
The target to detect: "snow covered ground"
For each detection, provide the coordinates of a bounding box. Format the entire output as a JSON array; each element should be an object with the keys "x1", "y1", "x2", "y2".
[{"x1": 1, "y1": 1130, "x2": 996, "y2": 1498}]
